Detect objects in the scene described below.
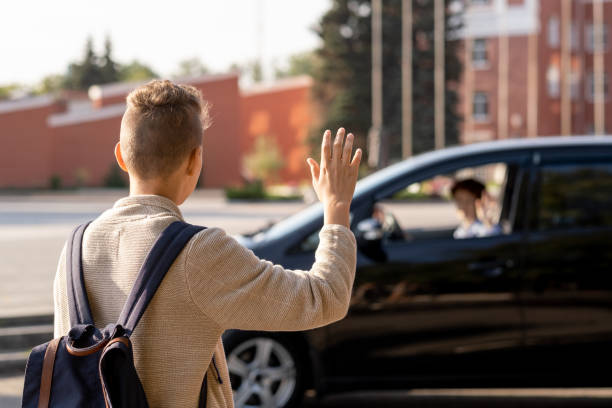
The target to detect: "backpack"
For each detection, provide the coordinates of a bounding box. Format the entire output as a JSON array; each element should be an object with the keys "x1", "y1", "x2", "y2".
[{"x1": 22, "y1": 220, "x2": 217, "y2": 408}]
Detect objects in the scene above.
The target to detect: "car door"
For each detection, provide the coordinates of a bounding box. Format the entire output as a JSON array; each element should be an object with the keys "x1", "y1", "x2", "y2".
[
  {"x1": 519, "y1": 148, "x2": 612, "y2": 386},
  {"x1": 321, "y1": 154, "x2": 530, "y2": 390}
]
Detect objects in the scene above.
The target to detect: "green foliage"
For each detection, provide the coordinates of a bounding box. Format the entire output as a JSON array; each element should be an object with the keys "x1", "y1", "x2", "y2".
[
  {"x1": 224, "y1": 180, "x2": 302, "y2": 201},
  {"x1": 63, "y1": 35, "x2": 155, "y2": 90},
  {"x1": 100, "y1": 36, "x2": 120, "y2": 83},
  {"x1": 274, "y1": 51, "x2": 322, "y2": 79},
  {"x1": 243, "y1": 135, "x2": 285, "y2": 183},
  {"x1": 225, "y1": 180, "x2": 266, "y2": 200},
  {"x1": 49, "y1": 174, "x2": 62, "y2": 190},
  {"x1": 104, "y1": 163, "x2": 128, "y2": 188},
  {"x1": 119, "y1": 60, "x2": 158, "y2": 82},
  {"x1": 310, "y1": 0, "x2": 463, "y2": 166},
  {"x1": 0, "y1": 84, "x2": 23, "y2": 100},
  {"x1": 27, "y1": 37, "x2": 158, "y2": 95},
  {"x1": 174, "y1": 57, "x2": 210, "y2": 78},
  {"x1": 64, "y1": 36, "x2": 110, "y2": 90},
  {"x1": 33, "y1": 75, "x2": 65, "y2": 95},
  {"x1": 229, "y1": 60, "x2": 264, "y2": 83}
]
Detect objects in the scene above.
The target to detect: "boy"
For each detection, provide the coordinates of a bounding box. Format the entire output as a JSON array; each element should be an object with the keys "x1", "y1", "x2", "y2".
[{"x1": 53, "y1": 79, "x2": 361, "y2": 407}]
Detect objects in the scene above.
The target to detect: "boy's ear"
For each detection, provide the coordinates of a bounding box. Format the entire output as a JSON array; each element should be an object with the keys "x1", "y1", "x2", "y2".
[
  {"x1": 186, "y1": 145, "x2": 203, "y2": 175},
  {"x1": 114, "y1": 142, "x2": 129, "y2": 172}
]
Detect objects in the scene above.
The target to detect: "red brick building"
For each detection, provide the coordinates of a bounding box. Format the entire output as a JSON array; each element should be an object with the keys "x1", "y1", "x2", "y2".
[
  {"x1": 459, "y1": 0, "x2": 612, "y2": 143},
  {"x1": 0, "y1": 74, "x2": 313, "y2": 188}
]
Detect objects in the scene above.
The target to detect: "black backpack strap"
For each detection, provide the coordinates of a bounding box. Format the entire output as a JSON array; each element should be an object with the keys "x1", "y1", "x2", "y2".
[
  {"x1": 117, "y1": 221, "x2": 206, "y2": 336},
  {"x1": 66, "y1": 221, "x2": 95, "y2": 327}
]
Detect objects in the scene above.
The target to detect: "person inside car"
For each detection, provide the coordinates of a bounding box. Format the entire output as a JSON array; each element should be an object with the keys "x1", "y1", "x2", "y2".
[{"x1": 451, "y1": 178, "x2": 502, "y2": 239}]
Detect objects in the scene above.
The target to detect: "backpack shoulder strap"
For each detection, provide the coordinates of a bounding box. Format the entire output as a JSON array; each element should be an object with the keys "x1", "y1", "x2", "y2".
[
  {"x1": 117, "y1": 221, "x2": 206, "y2": 336},
  {"x1": 66, "y1": 221, "x2": 94, "y2": 327}
]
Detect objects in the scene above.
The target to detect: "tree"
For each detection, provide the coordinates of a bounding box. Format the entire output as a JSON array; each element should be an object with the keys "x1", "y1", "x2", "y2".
[
  {"x1": 229, "y1": 60, "x2": 264, "y2": 83},
  {"x1": 243, "y1": 135, "x2": 285, "y2": 184},
  {"x1": 274, "y1": 51, "x2": 322, "y2": 79},
  {"x1": 0, "y1": 83, "x2": 23, "y2": 100},
  {"x1": 310, "y1": 0, "x2": 463, "y2": 166},
  {"x1": 64, "y1": 36, "x2": 105, "y2": 90},
  {"x1": 174, "y1": 57, "x2": 210, "y2": 78},
  {"x1": 119, "y1": 60, "x2": 158, "y2": 82},
  {"x1": 34, "y1": 74, "x2": 65, "y2": 95},
  {"x1": 63, "y1": 36, "x2": 123, "y2": 90},
  {"x1": 100, "y1": 35, "x2": 120, "y2": 84}
]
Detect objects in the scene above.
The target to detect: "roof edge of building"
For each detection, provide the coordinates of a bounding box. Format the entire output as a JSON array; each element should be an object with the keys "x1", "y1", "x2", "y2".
[
  {"x1": 0, "y1": 94, "x2": 58, "y2": 115},
  {"x1": 48, "y1": 103, "x2": 126, "y2": 127},
  {"x1": 241, "y1": 75, "x2": 313, "y2": 97}
]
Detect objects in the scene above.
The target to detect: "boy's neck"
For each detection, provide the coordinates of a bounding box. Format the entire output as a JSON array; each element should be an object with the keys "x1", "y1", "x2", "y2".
[{"x1": 128, "y1": 177, "x2": 182, "y2": 205}]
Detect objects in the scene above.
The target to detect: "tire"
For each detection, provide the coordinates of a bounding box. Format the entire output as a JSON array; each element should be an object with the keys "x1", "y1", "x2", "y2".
[{"x1": 223, "y1": 331, "x2": 307, "y2": 408}]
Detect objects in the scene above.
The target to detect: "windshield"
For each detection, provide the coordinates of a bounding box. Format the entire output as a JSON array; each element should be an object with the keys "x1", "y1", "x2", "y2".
[{"x1": 263, "y1": 201, "x2": 324, "y2": 241}]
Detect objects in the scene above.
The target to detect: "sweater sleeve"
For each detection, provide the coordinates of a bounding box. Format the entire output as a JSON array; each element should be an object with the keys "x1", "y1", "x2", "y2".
[
  {"x1": 184, "y1": 224, "x2": 357, "y2": 331},
  {"x1": 53, "y1": 243, "x2": 68, "y2": 338}
]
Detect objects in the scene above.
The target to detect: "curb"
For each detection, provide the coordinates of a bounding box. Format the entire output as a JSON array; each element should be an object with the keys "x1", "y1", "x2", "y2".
[{"x1": 0, "y1": 315, "x2": 54, "y2": 376}]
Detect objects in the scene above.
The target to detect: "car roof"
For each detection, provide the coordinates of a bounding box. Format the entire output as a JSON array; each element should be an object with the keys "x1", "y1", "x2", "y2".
[{"x1": 354, "y1": 136, "x2": 612, "y2": 198}]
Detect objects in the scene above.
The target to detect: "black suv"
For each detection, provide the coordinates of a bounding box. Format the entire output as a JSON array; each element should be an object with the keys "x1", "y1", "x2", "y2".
[{"x1": 223, "y1": 137, "x2": 612, "y2": 408}]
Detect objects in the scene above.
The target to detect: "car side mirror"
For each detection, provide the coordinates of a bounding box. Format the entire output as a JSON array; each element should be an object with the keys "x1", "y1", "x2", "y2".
[{"x1": 355, "y1": 218, "x2": 388, "y2": 262}]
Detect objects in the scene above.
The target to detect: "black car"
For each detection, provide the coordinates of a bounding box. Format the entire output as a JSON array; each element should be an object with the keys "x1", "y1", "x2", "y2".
[{"x1": 223, "y1": 136, "x2": 612, "y2": 408}]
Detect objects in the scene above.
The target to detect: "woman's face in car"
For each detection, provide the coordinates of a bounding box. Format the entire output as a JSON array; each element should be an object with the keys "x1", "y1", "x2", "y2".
[{"x1": 453, "y1": 189, "x2": 478, "y2": 222}]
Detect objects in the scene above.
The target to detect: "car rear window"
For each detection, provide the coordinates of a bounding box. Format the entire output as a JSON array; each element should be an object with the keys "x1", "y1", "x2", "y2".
[{"x1": 538, "y1": 163, "x2": 612, "y2": 230}]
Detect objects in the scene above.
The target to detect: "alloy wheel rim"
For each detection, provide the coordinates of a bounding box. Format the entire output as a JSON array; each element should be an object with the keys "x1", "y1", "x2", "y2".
[{"x1": 228, "y1": 337, "x2": 297, "y2": 408}]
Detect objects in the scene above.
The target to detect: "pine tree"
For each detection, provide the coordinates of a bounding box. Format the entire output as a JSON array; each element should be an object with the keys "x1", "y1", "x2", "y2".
[
  {"x1": 310, "y1": 0, "x2": 463, "y2": 166},
  {"x1": 100, "y1": 36, "x2": 120, "y2": 83}
]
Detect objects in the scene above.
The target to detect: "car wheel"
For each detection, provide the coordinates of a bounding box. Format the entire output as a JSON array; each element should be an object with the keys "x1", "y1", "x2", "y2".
[{"x1": 224, "y1": 331, "x2": 306, "y2": 408}]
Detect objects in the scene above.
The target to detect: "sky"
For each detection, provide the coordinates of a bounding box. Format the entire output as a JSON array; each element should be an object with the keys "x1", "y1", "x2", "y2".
[{"x1": 1, "y1": 0, "x2": 331, "y2": 86}]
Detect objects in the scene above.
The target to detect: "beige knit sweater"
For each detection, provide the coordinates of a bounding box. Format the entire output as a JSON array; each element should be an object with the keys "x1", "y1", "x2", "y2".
[{"x1": 53, "y1": 194, "x2": 356, "y2": 408}]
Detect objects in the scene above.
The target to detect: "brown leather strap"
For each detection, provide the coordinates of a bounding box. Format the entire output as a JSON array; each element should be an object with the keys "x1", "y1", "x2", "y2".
[
  {"x1": 38, "y1": 337, "x2": 61, "y2": 408},
  {"x1": 105, "y1": 336, "x2": 130, "y2": 349}
]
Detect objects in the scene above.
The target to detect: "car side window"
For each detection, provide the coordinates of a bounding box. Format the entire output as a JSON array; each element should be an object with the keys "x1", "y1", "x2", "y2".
[
  {"x1": 372, "y1": 162, "x2": 512, "y2": 242},
  {"x1": 537, "y1": 162, "x2": 612, "y2": 231}
]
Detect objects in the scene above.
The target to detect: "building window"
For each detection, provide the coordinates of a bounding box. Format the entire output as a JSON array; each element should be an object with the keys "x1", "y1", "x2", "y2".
[
  {"x1": 548, "y1": 17, "x2": 560, "y2": 48},
  {"x1": 472, "y1": 38, "x2": 488, "y2": 67},
  {"x1": 570, "y1": 68, "x2": 581, "y2": 100},
  {"x1": 586, "y1": 24, "x2": 609, "y2": 52},
  {"x1": 547, "y1": 65, "x2": 560, "y2": 98},
  {"x1": 570, "y1": 22, "x2": 579, "y2": 51},
  {"x1": 586, "y1": 73, "x2": 609, "y2": 102},
  {"x1": 473, "y1": 92, "x2": 489, "y2": 122}
]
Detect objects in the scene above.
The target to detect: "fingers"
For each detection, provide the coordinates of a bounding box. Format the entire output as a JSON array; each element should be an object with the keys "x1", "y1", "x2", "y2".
[
  {"x1": 321, "y1": 130, "x2": 332, "y2": 167},
  {"x1": 306, "y1": 157, "x2": 320, "y2": 182},
  {"x1": 332, "y1": 128, "x2": 345, "y2": 163},
  {"x1": 350, "y1": 148, "x2": 362, "y2": 168},
  {"x1": 342, "y1": 133, "x2": 354, "y2": 165}
]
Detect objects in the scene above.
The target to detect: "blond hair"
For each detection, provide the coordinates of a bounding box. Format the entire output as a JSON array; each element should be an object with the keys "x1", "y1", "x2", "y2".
[{"x1": 120, "y1": 79, "x2": 211, "y2": 179}]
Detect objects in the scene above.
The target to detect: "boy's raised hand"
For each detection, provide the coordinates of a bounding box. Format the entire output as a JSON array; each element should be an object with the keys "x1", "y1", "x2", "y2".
[{"x1": 307, "y1": 128, "x2": 362, "y2": 228}]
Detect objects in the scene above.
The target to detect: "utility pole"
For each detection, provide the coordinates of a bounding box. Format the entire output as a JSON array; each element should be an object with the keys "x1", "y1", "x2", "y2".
[
  {"x1": 402, "y1": 0, "x2": 413, "y2": 158},
  {"x1": 560, "y1": 0, "x2": 572, "y2": 136},
  {"x1": 368, "y1": 0, "x2": 384, "y2": 167},
  {"x1": 434, "y1": 0, "x2": 445, "y2": 150},
  {"x1": 497, "y1": 3, "x2": 509, "y2": 139},
  {"x1": 527, "y1": 31, "x2": 539, "y2": 138},
  {"x1": 593, "y1": 0, "x2": 605, "y2": 135}
]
